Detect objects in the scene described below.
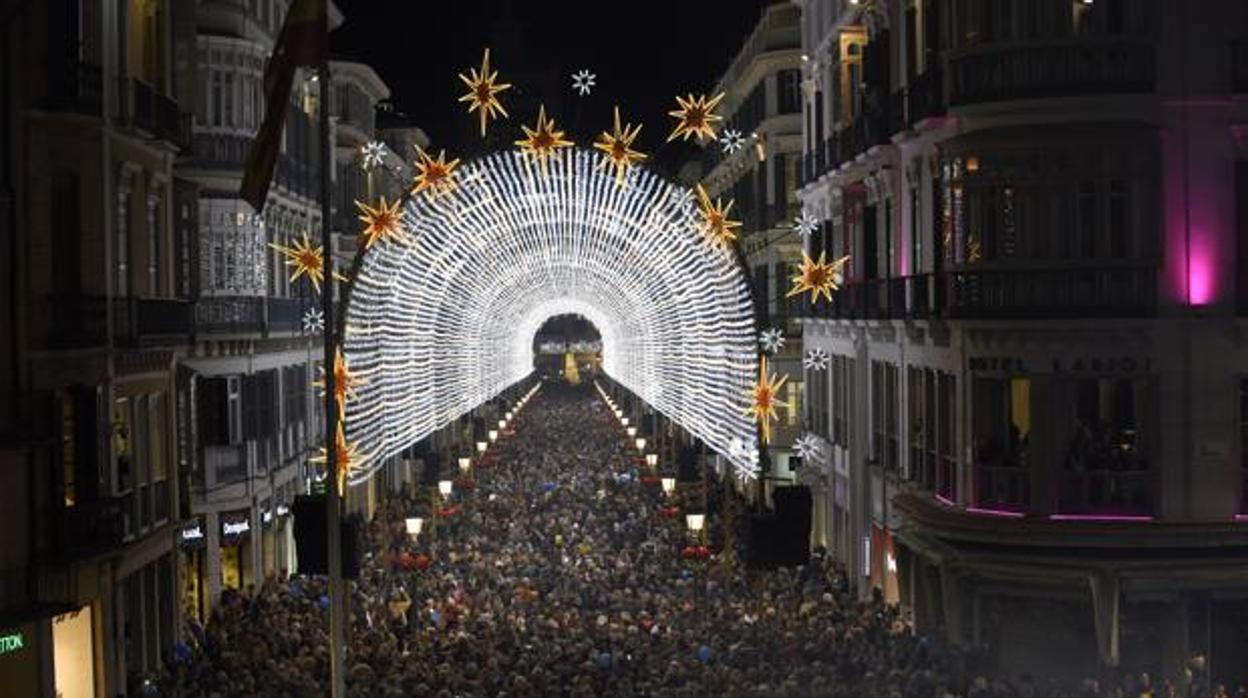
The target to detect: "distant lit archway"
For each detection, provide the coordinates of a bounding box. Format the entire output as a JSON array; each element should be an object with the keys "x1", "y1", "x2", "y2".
[{"x1": 342, "y1": 149, "x2": 758, "y2": 484}]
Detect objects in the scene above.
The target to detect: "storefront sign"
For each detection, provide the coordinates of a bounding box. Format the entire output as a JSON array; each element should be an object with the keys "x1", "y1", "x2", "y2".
[
  {"x1": 221, "y1": 513, "x2": 251, "y2": 541},
  {"x1": 262, "y1": 510, "x2": 273, "y2": 526},
  {"x1": 180, "y1": 523, "x2": 205, "y2": 544},
  {"x1": 968, "y1": 356, "x2": 1152, "y2": 374},
  {"x1": 276, "y1": 505, "x2": 290, "y2": 517},
  {"x1": 0, "y1": 632, "x2": 24, "y2": 654}
]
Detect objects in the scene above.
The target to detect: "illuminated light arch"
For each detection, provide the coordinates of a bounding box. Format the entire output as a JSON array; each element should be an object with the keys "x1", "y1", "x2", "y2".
[{"x1": 343, "y1": 148, "x2": 759, "y2": 484}]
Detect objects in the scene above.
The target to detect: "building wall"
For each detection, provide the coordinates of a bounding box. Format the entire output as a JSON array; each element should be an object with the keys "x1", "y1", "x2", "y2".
[{"x1": 796, "y1": 0, "x2": 1248, "y2": 682}]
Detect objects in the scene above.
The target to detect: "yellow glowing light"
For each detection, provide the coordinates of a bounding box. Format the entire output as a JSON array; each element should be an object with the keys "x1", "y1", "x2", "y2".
[
  {"x1": 355, "y1": 197, "x2": 407, "y2": 250},
  {"x1": 787, "y1": 250, "x2": 850, "y2": 304},
  {"x1": 515, "y1": 104, "x2": 573, "y2": 175},
  {"x1": 411, "y1": 146, "x2": 461, "y2": 199},
  {"x1": 593, "y1": 106, "x2": 645, "y2": 185},
  {"x1": 458, "y1": 48, "x2": 511, "y2": 137},
  {"x1": 315, "y1": 347, "x2": 365, "y2": 420},
  {"x1": 314, "y1": 423, "x2": 361, "y2": 496},
  {"x1": 746, "y1": 355, "x2": 790, "y2": 445},
  {"x1": 270, "y1": 232, "x2": 325, "y2": 293},
  {"x1": 695, "y1": 183, "x2": 741, "y2": 249},
  {"x1": 666, "y1": 92, "x2": 724, "y2": 143}
]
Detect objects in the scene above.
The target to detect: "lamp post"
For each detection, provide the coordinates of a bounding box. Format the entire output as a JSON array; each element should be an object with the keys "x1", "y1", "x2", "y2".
[
  {"x1": 405, "y1": 516, "x2": 424, "y2": 542},
  {"x1": 685, "y1": 513, "x2": 706, "y2": 544},
  {"x1": 488, "y1": 429, "x2": 498, "y2": 443},
  {"x1": 645, "y1": 453, "x2": 658, "y2": 470},
  {"x1": 635, "y1": 437, "x2": 646, "y2": 451},
  {"x1": 458, "y1": 457, "x2": 471, "y2": 474},
  {"x1": 476, "y1": 440, "x2": 487, "y2": 454},
  {"x1": 661, "y1": 477, "x2": 676, "y2": 497}
]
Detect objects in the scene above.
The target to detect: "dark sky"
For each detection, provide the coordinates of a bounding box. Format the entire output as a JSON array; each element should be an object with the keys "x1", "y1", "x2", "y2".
[{"x1": 330, "y1": 0, "x2": 779, "y2": 175}]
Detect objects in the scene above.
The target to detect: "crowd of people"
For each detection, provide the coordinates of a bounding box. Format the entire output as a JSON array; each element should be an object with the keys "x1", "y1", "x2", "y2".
[{"x1": 169, "y1": 382, "x2": 1244, "y2": 697}]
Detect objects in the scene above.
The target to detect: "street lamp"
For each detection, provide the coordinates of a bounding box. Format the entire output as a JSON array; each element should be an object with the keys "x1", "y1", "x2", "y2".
[
  {"x1": 458, "y1": 457, "x2": 471, "y2": 473},
  {"x1": 476, "y1": 440, "x2": 487, "y2": 453},
  {"x1": 645, "y1": 453, "x2": 658, "y2": 468},
  {"x1": 621, "y1": 417, "x2": 629, "y2": 427},
  {"x1": 661, "y1": 477, "x2": 676, "y2": 496},
  {"x1": 498, "y1": 419, "x2": 506, "y2": 429},
  {"x1": 405, "y1": 517, "x2": 424, "y2": 539},
  {"x1": 626, "y1": 426, "x2": 637, "y2": 438},
  {"x1": 437, "y1": 480, "x2": 454, "y2": 498},
  {"x1": 488, "y1": 429, "x2": 498, "y2": 442},
  {"x1": 505, "y1": 411, "x2": 513, "y2": 420},
  {"x1": 685, "y1": 513, "x2": 705, "y2": 534},
  {"x1": 635, "y1": 437, "x2": 646, "y2": 451}
]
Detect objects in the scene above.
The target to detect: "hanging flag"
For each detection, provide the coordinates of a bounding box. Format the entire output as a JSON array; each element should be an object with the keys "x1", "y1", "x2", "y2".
[{"x1": 239, "y1": 0, "x2": 328, "y2": 213}]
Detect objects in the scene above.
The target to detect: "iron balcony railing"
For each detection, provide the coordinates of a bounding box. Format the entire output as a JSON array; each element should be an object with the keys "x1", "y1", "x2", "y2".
[
  {"x1": 46, "y1": 61, "x2": 103, "y2": 115},
  {"x1": 949, "y1": 39, "x2": 1155, "y2": 106},
  {"x1": 46, "y1": 296, "x2": 193, "y2": 349},
  {"x1": 797, "y1": 266, "x2": 1157, "y2": 321}
]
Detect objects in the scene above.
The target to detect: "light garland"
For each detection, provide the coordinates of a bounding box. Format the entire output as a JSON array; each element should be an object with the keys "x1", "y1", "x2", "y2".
[{"x1": 343, "y1": 148, "x2": 760, "y2": 482}]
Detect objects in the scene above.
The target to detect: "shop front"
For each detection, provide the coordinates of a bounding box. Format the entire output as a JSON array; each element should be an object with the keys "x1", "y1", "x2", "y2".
[
  {"x1": 219, "y1": 510, "x2": 253, "y2": 591},
  {"x1": 179, "y1": 518, "x2": 208, "y2": 622}
]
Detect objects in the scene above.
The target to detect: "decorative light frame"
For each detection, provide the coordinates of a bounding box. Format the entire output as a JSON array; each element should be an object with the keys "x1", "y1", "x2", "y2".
[{"x1": 343, "y1": 149, "x2": 759, "y2": 482}]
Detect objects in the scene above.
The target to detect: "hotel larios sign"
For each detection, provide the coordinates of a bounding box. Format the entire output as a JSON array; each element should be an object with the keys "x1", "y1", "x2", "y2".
[{"x1": 967, "y1": 356, "x2": 1152, "y2": 374}]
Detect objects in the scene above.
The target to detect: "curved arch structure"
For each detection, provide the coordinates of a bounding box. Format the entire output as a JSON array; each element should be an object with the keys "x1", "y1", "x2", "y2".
[{"x1": 343, "y1": 149, "x2": 759, "y2": 485}]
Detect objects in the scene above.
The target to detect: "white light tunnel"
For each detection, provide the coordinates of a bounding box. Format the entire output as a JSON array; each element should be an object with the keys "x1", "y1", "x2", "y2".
[{"x1": 342, "y1": 148, "x2": 760, "y2": 485}]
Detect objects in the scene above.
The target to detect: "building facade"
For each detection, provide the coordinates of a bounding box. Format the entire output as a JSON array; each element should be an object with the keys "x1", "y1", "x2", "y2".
[
  {"x1": 1, "y1": 0, "x2": 191, "y2": 694},
  {"x1": 701, "y1": 4, "x2": 807, "y2": 500},
  {"x1": 173, "y1": 0, "x2": 357, "y2": 627},
  {"x1": 795, "y1": 0, "x2": 1248, "y2": 685}
]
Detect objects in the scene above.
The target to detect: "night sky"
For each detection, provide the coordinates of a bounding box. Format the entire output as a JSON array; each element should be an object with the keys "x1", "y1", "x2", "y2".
[{"x1": 330, "y1": 0, "x2": 780, "y2": 175}]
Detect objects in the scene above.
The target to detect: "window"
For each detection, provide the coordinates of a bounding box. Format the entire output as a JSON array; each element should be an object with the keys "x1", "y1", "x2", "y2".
[
  {"x1": 1240, "y1": 379, "x2": 1248, "y2": 514},
  {"x1": 971, "y1": 377, "x2": 1031, "y2": 510},
  {"x1": 51, "y1": 172, "x2": 82, "y2": 296},
  {"x1": 148, "y1": 195, "x2": 161, "y2": 295},
  {"x1": 871, "y1": 362, "x2": 899, "y2": 472},
  {"x1": 937, "y1": 372, "x2": 956, "y2": 501},
  {"x1": 211, "y1": 71, "x2": 222, "y2": 126},
  {"x1": 786, "y1": 381, "x2": 802, "y2": 427},
  {"x1": 149, "y1": 393, "x2": 166, "y2": 484},
  {"x1": 907, "y1": 367, "x2": 935, "y2": 488},
  {"x1": 1075, "y1": 180, "x2": 1097, "y2": 259},
  {"x1": 832, "y1": 356, "x2": 849, "y2": 448},
  {"x1": 61, "y1": 393, "x2": 77, "y2": 506},
  {"x1": 227, "y1": 376, "x2": 243, "y2": 444},
  {"x1": 909, "y1": 184, "x2": 921, "y2": 273},
  {"x1": 778, "y1": 69, "x2": 802, "y2": 114},
  {"x1": 224, "y1": 72, "x2": 235, "y2": 128},
  {"x1": 116, "y1": 192, "x2": 130, "y2": 297},
  {"x1": 114, "y1": 397, "x2": 133, "y2": 493},
  {"x1": 1107, "y1": 179, "x2": 1127, "y2": 258},
  {"x1": 1060, "y1": 377, "x2": 1152, "y2": 515}
]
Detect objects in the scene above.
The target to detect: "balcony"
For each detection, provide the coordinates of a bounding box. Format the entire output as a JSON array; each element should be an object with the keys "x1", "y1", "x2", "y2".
[
  {"x1": 906, "y1": 67, "x2": 945, "y2": 124},
  {"x1": 193, "y1": 296, "x2": 319, "y2": 336},
  {"x1": 119, "y1": 78, "x2": 182, "y2": 144},
  {"x1": 945, "y1": 266, "x2": 1156, "y2": 318},
  {"x1": 203, "y1": 444, "x2": 249, "y2": 489},
  {"x1": 45, "y1": 62, "x2": 103, "y2": 116},
  {"x1": 51, "y1": 497, "x2": 127, "y2": 558},
  {"x1": 833, "y1": 112, "x2": 890, "y2": 169},
  {"x1": 950, "y1": 40, "x2": 1155, "y2": 106},
  {"x1": 46, "y1": 296, "x2": 192, "y2": 348}
]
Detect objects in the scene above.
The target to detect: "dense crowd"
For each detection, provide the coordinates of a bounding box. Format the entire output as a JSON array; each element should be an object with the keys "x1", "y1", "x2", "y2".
[{"x1": 170, "y1": 382, "x2": 1244, "y2": 697}]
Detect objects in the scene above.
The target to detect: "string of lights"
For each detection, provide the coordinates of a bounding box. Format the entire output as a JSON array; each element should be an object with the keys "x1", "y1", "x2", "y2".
[{"x1": 343, "y1": 148, "x2": 763, "y2": 481}]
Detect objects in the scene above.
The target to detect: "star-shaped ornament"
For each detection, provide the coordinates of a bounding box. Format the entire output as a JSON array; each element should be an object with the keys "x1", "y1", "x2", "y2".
[
  {"x1": 667, "y1": 92, "x2": 725, "y2": 143},
  {"x1": 593, "y1": 106, "x2": 645, "y2": 185},
  {"x1": 787, "y1": 250, "x2": 849, "y2": 304},
  {"x1": 458, "y1": 48, "x2": 511, "y2": 137},
  {"x1": 411, "y1": 146, "x2": 461, "y2": 199},
  {"x1": 515, "y1": 105, "x2": 573, "y2": 175}
]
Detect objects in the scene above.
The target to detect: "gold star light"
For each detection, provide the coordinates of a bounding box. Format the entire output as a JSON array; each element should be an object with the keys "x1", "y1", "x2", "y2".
[
  {"x1": 593, "y1": 106, "x2": 645, "y2": 185},
  {"x1": 666, "y1": 92, "x2": 724, "y2": 143},
  {"x1": 786, "y1": 250, "x2": 850, "y2": 304},
  {"x1": 694, "y1": 183, "x2": 741, "y2": 249},
  {"x1": 515, "y1": 105, "x2": 573, "y2": 175},
  {"x1": 315, "y1": 347, "x2": 365, "y2": 420},
  {"x1": 745, "y1": 355, "x2": 790, "y2": 445},
  {"x1": 355, "y1": 197, "x2": 407, "y2": 250},
  {"x1": 458, "y1": 48, "x2": 511, "y2": 137},
  {"x1": 270, "y1": 232, "x2": 325, "y2": 292},
  {"x1": 314, "y1": 423, "x2": 362, "y2": 496},
  {"x1": 411, "y1": 146, "x2": 461, "y2": 199}
]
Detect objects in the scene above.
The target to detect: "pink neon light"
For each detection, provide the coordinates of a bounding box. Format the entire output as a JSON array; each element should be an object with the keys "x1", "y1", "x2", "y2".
[
  {"x1": 934, "y1": 494, "x2": 955, "y2": 507},
  {"x1": 1234, "y1": 514, "x2": 1248, "y2": 522},
  {"x1": 1187, "y1": 239, "x2": 1215, "y2": 305},
  {"x1": 966, "y1": 506, "x2": 1025, "y2": 519},
  {"x1": 1048, "y1": 514, "x2": 1154, "y2": 523}
]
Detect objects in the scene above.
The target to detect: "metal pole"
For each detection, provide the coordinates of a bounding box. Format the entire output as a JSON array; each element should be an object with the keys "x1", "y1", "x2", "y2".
[{"x1": 319, "y1": 61, "x2": 346, "y2": 698}]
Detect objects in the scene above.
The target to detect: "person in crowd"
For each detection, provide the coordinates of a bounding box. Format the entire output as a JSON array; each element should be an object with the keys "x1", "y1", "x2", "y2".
[{"x1": 169, "y1": 382, "x2": 1247, "y2": 697}]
